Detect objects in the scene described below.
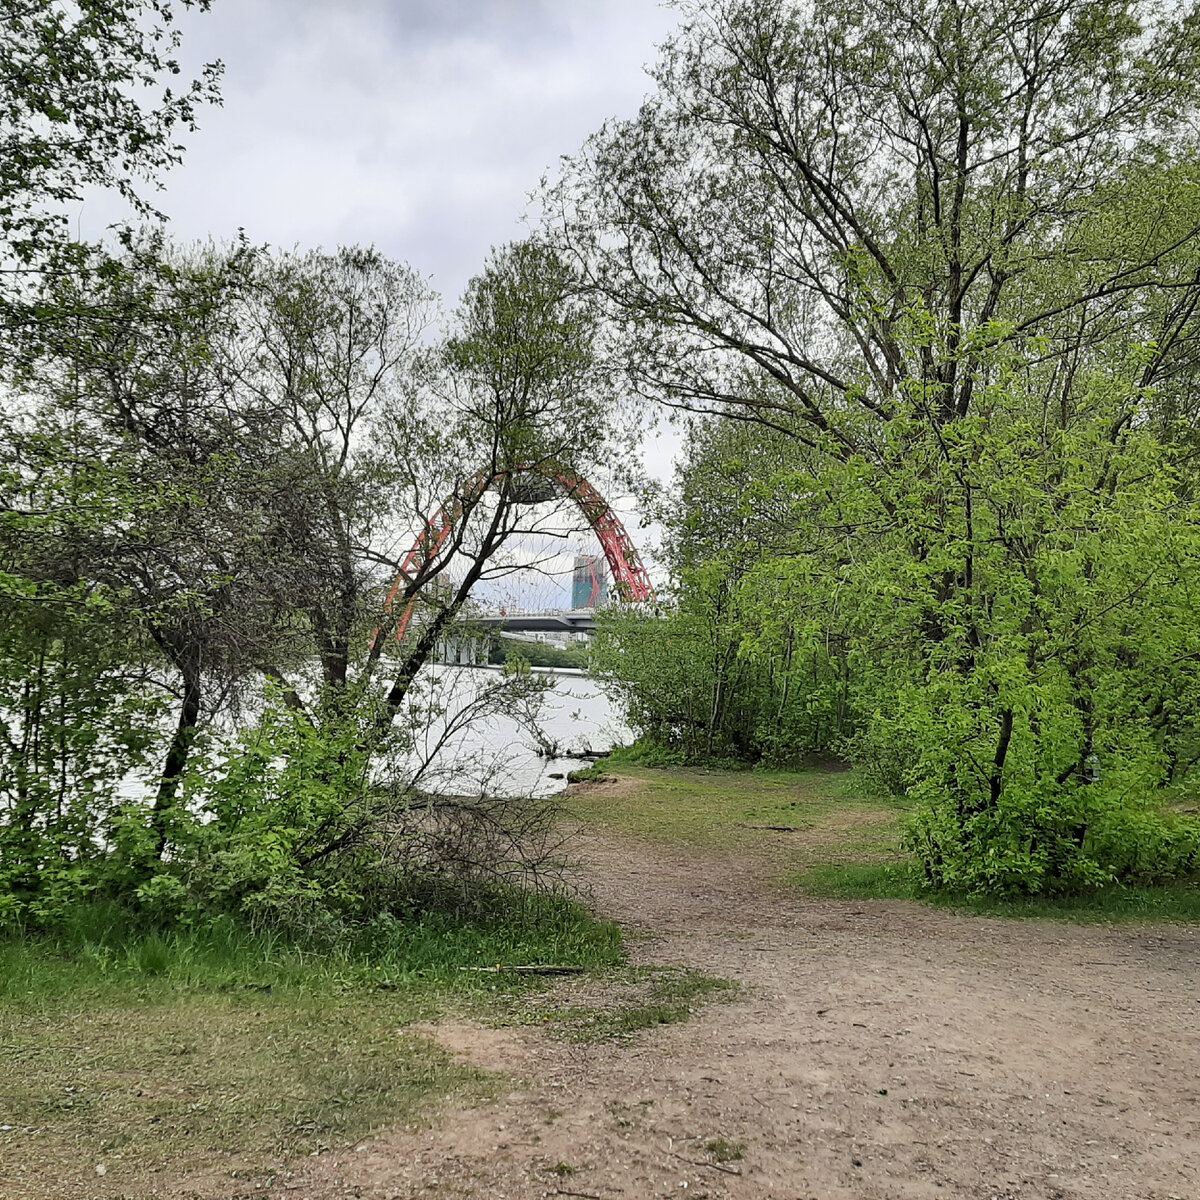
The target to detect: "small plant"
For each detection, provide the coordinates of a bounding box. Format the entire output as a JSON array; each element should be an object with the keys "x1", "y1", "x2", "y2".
[
  {"x1": 706, "y1": 1138, "x2": 746, "y2": 1163},
  {"x1": 552, "y1": 1161, "x2": 576, "y2": 1176},
  {"x1": 606, "y1": 1100, "x2": 634, "y2": 1128}
]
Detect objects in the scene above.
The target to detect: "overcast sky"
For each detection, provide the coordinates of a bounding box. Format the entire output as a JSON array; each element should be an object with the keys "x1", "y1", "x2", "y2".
[{"x1": 79, "y1": 0, "x2": 679, "y2": 307}]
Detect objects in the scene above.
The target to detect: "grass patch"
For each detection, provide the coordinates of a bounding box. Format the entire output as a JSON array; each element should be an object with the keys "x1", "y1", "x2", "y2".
[
  {"x1": 1, "y1": 992, "x2": 479, "y2": 1186},
  {"x1": 573, "y1": 762, "x2": 1200, "y2": 925},
  {"x1": 605, "y1": 741, "x2": 752, "y2": 770},
  {"x1": 0, "y1": 891, "x2": 624, "y2": 1197},
  {"x1": 796, "y1": 862, "x2": 923, "y2": 900},
  {"x1": 566, "y1": 762, "x2": 613, "y2": 784},
  {"x1": 706, "y1": 1137, "x2": 746, "y2": 1163},
  {"x1": 566, "y1": 761, "x2": 905, "y2": 852},
  {"x1": 791, "y1": 862, "x2": 1200, "y2": 923},
  {"x1": 504, "y1": 966, "x2": 735, "y2": 1042}
]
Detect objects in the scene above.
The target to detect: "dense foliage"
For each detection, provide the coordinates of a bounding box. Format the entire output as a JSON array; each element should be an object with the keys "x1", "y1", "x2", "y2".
[
  {"x1": 488, "y1": 635, "x2": 589, "y2": 671},
  {"x1": 0, "y1": 233, "x2": 623, "y2": 930},
  {"x1": 0, "y1": 0, "x2": 222, "y2": 362},
  {"x1": 9, "y1": 0, "x2": 1200, "y2": 914},
  {"x1": 576, "y1": 0, "x2": 1200, "y2": 894}
]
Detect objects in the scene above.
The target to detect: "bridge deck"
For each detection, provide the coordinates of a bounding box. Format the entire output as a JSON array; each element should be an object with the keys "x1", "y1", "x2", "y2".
[{"x1": 473, "y1": 610, "x2": 596, "y2": 633}]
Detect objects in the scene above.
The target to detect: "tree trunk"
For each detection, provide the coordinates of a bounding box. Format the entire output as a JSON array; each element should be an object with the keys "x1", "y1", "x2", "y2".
[{"x1": 152, "y1": 651, "x2": 202, "y2": 859}]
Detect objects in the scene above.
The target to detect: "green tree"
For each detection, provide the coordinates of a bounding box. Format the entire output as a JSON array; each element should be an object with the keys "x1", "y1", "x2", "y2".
[
  {"x1": 4, "y1": 236, "x2": 293, "y2": 866},
  {"x1": 1, "y1": 0, "x2": 224, "y2": 911},
  {"x1": 369, "y1": 239, "x2": 626, "y2": 730},
  {"x1": 1, "y1": 1, "x2": 220, "y2": 266},
  {"x1": 846, "y1": 367, "x2": 1200, "y2": 892},
  {"x1": 225, "y1": 240, "x2": 612, "y2": 735},
  {"x1": 594, "y1": 416, "x2": 848, "y2": 762},
  {"x1": 0, "y1": 499, "x2": 169, "y2": 917},
  {"x1": 553, "y1": 0, "x2": 1200, "y2": 442},
  {"x1": 178, "y1": 240, "x2": 630, "y2": 923},
  {"x1": 557, "y1": 0, "x2": 1200, "y2": 892},
  {"x1": 1, "y1": 232, "x2": 639, "y2": 927}
]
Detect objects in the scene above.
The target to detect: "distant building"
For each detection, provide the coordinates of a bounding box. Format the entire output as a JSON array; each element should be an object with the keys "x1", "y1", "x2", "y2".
[{"x1": 572, "y1": 554, "x2": 609, "y2": 609}]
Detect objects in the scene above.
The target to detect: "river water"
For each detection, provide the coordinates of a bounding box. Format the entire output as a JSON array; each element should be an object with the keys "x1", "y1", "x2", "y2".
[
  {"x1": 407, "y1": 666, "x2": 629, "y2": 798},
  {"x1": 103, "y1": 666, "x2": 624, "y2": 805}
]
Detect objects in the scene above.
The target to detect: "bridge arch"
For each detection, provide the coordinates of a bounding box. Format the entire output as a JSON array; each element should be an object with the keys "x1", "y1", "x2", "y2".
[{"x1": 383, "y1": 465, "x2": 653, "y2": 642}]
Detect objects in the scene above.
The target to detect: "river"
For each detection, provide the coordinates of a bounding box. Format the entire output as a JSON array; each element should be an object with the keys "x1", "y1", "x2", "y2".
[{"x1": 407, "y1": 665, "x2": 629, "y2": 798}]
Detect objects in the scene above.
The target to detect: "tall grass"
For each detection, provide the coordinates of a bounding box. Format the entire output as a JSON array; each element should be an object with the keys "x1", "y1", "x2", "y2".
[
  {"x1": 0, "y1": 886, "x2": 627, "y2": 1196},
  {"x1": 0, "y1": 887, "x2": 624, "y2": 1006}
]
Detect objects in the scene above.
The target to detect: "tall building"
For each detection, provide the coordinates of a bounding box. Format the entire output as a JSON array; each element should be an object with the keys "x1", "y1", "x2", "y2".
[{"x1": 572, "y1": 554, "x2": 609, "y2": 609}]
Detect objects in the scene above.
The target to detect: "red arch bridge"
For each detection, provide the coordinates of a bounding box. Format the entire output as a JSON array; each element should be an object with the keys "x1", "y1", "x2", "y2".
[{"x1": 383, "y1": 466, "x2": 653, "y2": 641}]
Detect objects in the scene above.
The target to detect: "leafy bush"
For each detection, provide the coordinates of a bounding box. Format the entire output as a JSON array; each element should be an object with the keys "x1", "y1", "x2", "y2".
[{"x1": 602, "y1": 373, "x2": 1200, "y2": 895}]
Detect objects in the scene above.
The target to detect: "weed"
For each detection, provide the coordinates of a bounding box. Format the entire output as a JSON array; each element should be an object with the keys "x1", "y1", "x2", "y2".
[
  {"x1": 606, "y1": 1100, "x2": 635, "y2": 1128},
  {"x1": 706, "y1": 1138, "x2": 746, "y2": 1163}
]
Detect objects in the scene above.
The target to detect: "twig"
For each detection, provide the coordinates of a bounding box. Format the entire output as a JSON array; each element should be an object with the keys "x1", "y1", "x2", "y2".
[
  {"x1": 554, "y1": 1190, "x2": 603, "y2": 1199},
  {"x1": 737, "y1": 823, "x2": 806, "y2": 832},
  {"x1": 671, "y1": 1152, "x2": 743, "y2": 1176},
  {"x1": 460, "y1": 964, "x2": 587, "y2": 975}
]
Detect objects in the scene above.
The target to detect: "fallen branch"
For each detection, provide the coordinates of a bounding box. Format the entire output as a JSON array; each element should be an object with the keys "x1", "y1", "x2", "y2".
[
  {"x1": 459, "y1": 964, "x2": 587, "y2": 975},
  {"x1": 737, "y1": 823, "x2": 806, "y2": 833}
]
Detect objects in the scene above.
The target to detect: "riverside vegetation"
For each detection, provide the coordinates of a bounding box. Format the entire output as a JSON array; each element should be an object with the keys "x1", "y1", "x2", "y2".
[
  {"x1": 0, "y1": 8, "x2": 644, "y2": 1186},
  {"x1": 5, "y1": 0, "x2": 1200, "y2": 1188},
  {"x1": 575, "y1": 0, "x2": 1200, "y2": 899},
  {"x1": 570, "y1": 756, "x2": 1200, "y2": 923}
]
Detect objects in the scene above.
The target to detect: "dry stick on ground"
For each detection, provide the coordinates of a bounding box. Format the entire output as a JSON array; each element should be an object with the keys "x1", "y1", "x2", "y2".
[
  {"x1": 670, "y1": 1151, "x2": 743, "y2": 1176},
  {"x1": 459, "y1": 965, "x2": 588, "y2": 975},
  {"x1": 737, "y1": 823, "x2": 806, "y2": 832}
]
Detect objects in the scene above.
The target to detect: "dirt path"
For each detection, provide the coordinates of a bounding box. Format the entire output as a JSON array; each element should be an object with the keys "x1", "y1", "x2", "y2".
[{"x1": 291, "y1": 831, "x2": 1200, "y2": 1200}]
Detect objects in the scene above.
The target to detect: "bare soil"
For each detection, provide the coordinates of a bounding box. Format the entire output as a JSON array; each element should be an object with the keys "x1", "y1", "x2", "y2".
[{"x1": 286, "y1": 824, "x2": 1200, "y2": 1200}]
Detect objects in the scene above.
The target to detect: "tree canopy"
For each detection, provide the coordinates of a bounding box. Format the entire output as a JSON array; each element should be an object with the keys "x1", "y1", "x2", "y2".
[
  {"x1": 552, "y1": 0, "x2": 1200, "y2": 444},
  {"x1": 1, "y1": 1, "x2": 221, "y2": 263},
  {"x1": 570, "y1": 0, "x2": 1200, "y2": 894}
]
